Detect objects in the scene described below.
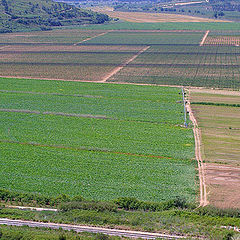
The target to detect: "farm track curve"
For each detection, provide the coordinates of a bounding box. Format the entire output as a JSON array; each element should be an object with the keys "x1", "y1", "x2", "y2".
[{"x1": 186, "y1": 89, "x2": 208, "y2": 207}]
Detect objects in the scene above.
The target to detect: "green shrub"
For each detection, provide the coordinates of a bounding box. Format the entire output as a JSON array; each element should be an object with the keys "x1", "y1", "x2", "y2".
[
  {"x1": 59, "y1": 201, "x2": 117, "y2": 212},
  {"x1": 197, "y1": 206, "x2": 240, "y2": 218},
  {"x1": 114, "y1": 196, "x2": 191, "y2": 211}
]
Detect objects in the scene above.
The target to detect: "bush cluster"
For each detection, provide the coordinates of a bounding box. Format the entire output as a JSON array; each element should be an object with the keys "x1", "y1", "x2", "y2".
[
  {"x1": 0, "y1": 189, "x2": 195, "y2": 212},
  {"x1": 114, "y1": 196, "x2": 193, "y2": 211},
  {"x1": 59, "y1": 201, "x2": 117, "y2": 212}
]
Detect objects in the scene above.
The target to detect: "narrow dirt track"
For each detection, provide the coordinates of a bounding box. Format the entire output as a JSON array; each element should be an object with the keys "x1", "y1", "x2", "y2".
[
  {"x1": 200, "y1": 30, "x2": 209, "y2": 46},
  {"x1": 73, "y1": 31, "x2": 110, "y2": 46},
  {"x1": 186, "y1": 89, "x2": 208, "y2": 207},
  {"x1": 100, "y1": 46, "x2": 150, "y2": 82}
]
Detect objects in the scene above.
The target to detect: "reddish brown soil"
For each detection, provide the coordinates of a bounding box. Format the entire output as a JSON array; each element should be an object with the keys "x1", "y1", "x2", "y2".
[{"x1": 205, "y1": 163, "x2": 240, "y2": 209}]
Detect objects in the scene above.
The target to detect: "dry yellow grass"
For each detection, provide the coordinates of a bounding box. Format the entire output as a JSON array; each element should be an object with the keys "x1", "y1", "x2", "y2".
[
  {"x1": 96, "y1": 9, "x2": 230, "y2": 23},
  {"x1": 189, "y1": 89, "x2": 240, "y2": 209}
]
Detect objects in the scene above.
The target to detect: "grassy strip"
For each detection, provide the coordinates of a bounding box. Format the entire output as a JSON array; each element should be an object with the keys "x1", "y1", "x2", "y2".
[
  {"x1": 0, "y1": 203, "x2": 239, "y2": 239},
  {"x1": 191, "y1": 102, "x2": 240, "y2": 107},
  {"x1": 1, "y1": 190, "x2": 240, "y2": 239},
  {"x1": 78, "y1": 22, "x2": 240, "y2": 31}
]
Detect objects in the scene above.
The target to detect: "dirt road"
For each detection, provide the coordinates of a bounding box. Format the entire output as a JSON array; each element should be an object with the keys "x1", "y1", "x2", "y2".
[{"x1": 186, "y1": 89, "x2": 208, "y2": 207}]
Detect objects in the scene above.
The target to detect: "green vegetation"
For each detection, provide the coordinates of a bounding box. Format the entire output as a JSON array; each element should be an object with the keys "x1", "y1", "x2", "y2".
[
  {"x1": 0, "y1": 0, "x2": 109, "y2": 32},
  {"x1": 0, "y1": 78, "x2": 195, "y2": 202},
  {"x1": 191, "y1": 102, "x2": 240, "y2": 107}
]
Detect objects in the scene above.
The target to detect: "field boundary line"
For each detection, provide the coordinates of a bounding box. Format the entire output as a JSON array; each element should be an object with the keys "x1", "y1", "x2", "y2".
[
  {"x1": 200, "y1": 30, "x2": 209, "y2": 46},
  {"x1": 74, "y1": 31, "x2": 110, "y2": 46},
  {"x1": 100, "y1": 46, "x2": 150, "y2": 82},
  {"x1": 0, "y1": 89, "x2": 102, "y2": 98},
  {"x1": 0, "y1": 139, "x2": 173, "y2": 160},
  {"x1": 185, "y1": 89, "x2": 208, "y2": 207},
  {"x1": 0, "y1": 218, "x2": 188, "y2": 239},
  {"x1": 0, "y1": 109, "x2": 111, "y2": 119}
]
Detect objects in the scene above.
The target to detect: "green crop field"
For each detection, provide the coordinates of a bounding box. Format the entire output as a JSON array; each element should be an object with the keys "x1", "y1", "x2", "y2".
[
  {"x1": 77, "y1": 22, "x2": 240, "y2": 31},
  {"x1": 0, "y1": 29, "x2": 107, "y2": 44},
  {"x1": 0, "y1": 78, "x2": 196, "y2": 202},
  {"x1": 82, "y1": 31, "x2": 204, "y2": 45}
]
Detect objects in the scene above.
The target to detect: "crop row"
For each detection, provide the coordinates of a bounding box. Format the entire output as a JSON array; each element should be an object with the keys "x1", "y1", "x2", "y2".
[
  {"x1": 0, "y1": 63, "x2": 113, "y2": 81},
  {"x1": 0, "y1": 52, "x2": 134, "y2": 65},
  {"x1": 204, "y1": 36, "x2": 240, "y2": 46},
  {"x1": 0, "y1": 111, "x2": 194, "y2": 160},
  {"x1": 0, "y1": 29, "x2": 107, "y2": 44},
  {"x1": 0, "y1": 141, "x2": 196, "y2": 202},
  {"x1": 0, "y1": 91, "x2": 184, "y2": 125},
  {"x1": 148, "y1": 45, "x2": 240, "y2": 54},
  {"x1": 109, "y1": 65, "x2": 240, "y2": 89},
  {"x1": 83, "y1": 32, "x2": 204, "y2": 45},
  {"x1": 133, "y1": 52, "x2": 240, "y2": 65},
  {"x1": 0, "y1": 77, "x2": 182, "y2": 102}
]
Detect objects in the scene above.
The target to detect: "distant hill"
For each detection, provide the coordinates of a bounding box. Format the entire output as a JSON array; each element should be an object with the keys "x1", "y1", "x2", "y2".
[
  {"x1": 210, "y1": 0, "x2": 240, "y2": 12},
  {"x1": 0, "y1": 0, "x2": 110, "y2": 33}
]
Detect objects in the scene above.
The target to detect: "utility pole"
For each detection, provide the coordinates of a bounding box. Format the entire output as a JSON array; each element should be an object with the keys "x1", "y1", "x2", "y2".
[{"x1": 182, "y1": 87, "x2": 188, "y2": 128}]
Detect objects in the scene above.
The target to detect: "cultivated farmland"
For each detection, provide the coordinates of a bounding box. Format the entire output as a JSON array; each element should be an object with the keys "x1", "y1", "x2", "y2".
[
  {"x1": 0, "y1": 29, "x2": 239, "y2": 89},
  {"x1": 0, "y1": 25, "x2": 239, "y2": 208},
  {"x1": 0, "y1": 78, "x2": 195, "y2": 202}
]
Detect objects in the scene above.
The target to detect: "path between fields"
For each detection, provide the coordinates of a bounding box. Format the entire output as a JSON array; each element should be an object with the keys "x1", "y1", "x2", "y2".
[
  {"x1": 186, "y1": 89, "x2": 208, "y2": 207},
  {"x1": 100, "y1": 46, "x2": 150, "y2": 82},
  {"x1": 200, "y1": 30, "x2": 209, "y2": 46},
  {"x1": 0, "y1": 218, "x2": 189, "y2": 239},
  {"x1": 73, "y1": 31, "x2": 110, "y2": 46}
]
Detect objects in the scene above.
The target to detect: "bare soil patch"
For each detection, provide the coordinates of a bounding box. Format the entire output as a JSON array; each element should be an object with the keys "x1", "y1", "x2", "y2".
[
  {"x1": 97, "y1": 10, "x2": 230, "y2": 22},
  {"x1": 205, "y1": 163, "x2": 240, "y2": 209}
]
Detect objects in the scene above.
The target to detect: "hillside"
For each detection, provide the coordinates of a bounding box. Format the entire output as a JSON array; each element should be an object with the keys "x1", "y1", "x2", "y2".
[{"x1": 0, "y1": 0, "x2": 110, "y2": 33}]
